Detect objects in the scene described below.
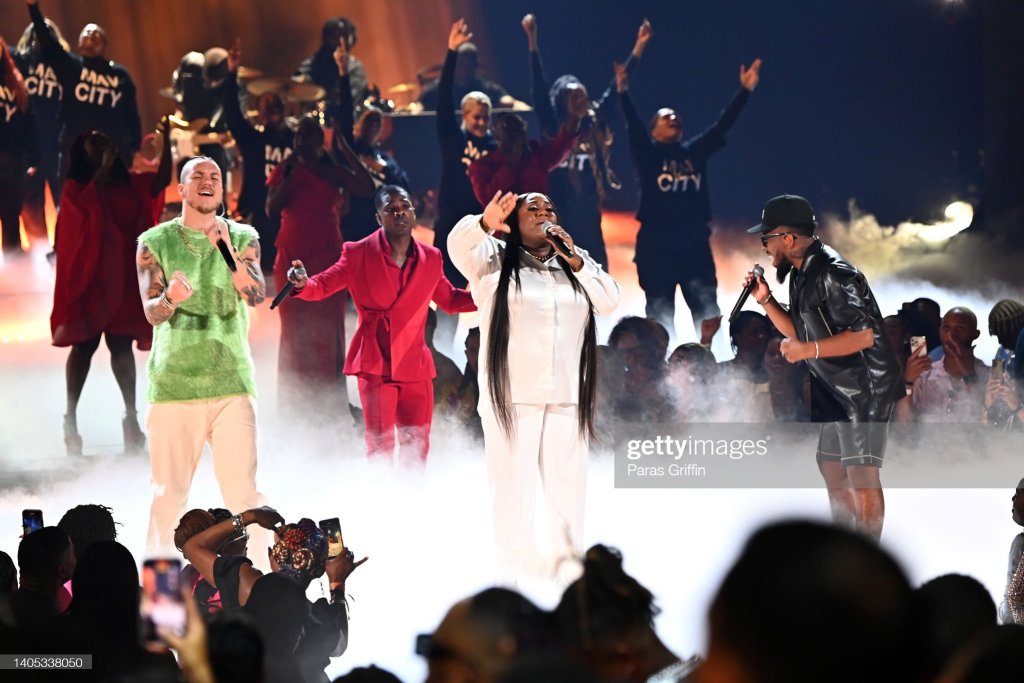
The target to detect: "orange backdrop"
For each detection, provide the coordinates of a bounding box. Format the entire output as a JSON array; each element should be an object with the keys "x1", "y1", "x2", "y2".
[{"x1": 1, "y1": 0, "x2": 487, "y2": 131}]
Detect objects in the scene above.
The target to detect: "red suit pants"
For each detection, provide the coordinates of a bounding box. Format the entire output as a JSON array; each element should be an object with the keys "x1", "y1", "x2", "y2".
[{"x1": 357, "y1": 374, "x2": 433, "y2": 465}]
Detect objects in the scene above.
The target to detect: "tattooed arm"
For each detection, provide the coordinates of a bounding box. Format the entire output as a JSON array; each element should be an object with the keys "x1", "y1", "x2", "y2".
[
  {"x1": 137, "y1": 240, "x2": 193, "y2": 325},
  {"x1": 230, "y1": 238, "x2": 266, "y2": 307}
]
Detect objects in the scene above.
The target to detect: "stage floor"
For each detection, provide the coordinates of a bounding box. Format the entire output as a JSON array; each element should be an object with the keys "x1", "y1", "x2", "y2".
[{"x1": 0, "y1": 223, "x2": 1021, "y2": 681}]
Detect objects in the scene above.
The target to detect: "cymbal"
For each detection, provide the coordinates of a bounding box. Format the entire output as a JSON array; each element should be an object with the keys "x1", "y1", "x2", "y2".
[
  {"x1": 158, "y1": 86, "x2": 177, "y2": 100},
  {"x1": 387, "y1": 82, "x2": 418, "y2": 94},
  {"x1": 236, "y1": 66, "x2": 263, "y2": 80},
  {"x1": 246, "y1": 78, "x2": 325, "y2": 103}
]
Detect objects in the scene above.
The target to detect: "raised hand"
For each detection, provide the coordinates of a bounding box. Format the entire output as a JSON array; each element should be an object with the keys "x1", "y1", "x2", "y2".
[
  {"x1": 326, "y1": 548, "x2": 368, "y2": 587},
  {"x1": 740, "y1": 58, "x2": 762, "y2": 91},
  {"x1": 700, "y1": 316, "x2": 722, "y2": 346},
  {"x1": 632, "y1": 18, "x2": 653, "y2": 57},
  {"x1": 521, "y1": 13, "x2": 537, "y2": 40},
  {"x1": 334, "y1": 37, "x2": 349, "y2": 76},
  {"x1": 448, "y1": 18, "x2": 473, "y2": 51},
  {"x1": 613, "y1": 60, "x2": 629, "y2": 93},
  {"x1": 246, "y1": 506, "x2": 285, "y2": 530},
  {"x1": 227, "y1": 37, "x2": 241, "y2": 73},
  {"x1": 482, "y1": 190, "x2": 517, "y2": 234},
  {"x1": 166, "y1": 271, "x2": 194, "y2": 304},
  {"x1": 287, "y1": 259, "x2": 309, "y2": 289}
]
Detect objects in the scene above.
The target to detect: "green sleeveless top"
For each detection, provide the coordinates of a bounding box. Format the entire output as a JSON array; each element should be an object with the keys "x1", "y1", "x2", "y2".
[{"x1": 139, "y1": 217, "x2": 260, "y2": 403}]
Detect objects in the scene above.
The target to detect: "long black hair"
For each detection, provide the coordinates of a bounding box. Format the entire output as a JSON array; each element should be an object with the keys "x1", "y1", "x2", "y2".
[
  {"x1": 486, "y1": 193, "x2": 598, "y2": 441},
  {"x1": 67, "y1": 130, "x2": 130, "y2": 185}
]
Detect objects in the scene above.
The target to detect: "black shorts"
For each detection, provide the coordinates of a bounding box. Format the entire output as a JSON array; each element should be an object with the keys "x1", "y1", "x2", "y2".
[{"x1": 815, "y1": 419, "x2": 891, "y2": 468}]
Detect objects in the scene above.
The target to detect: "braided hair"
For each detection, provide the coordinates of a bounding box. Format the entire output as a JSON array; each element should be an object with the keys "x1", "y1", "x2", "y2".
[{"x1": 270, "y1": 518, "x2": 328, "y2": 587}]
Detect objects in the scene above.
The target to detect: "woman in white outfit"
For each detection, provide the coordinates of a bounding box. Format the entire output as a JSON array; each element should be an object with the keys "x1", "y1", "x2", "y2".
[{"x1": 448, "y1": 190, "x2": 620, "y2": 580}]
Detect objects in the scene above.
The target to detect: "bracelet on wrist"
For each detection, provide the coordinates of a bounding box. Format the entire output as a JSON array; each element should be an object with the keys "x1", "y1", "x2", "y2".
[
  {"x1": 757, "y1": 293, "x2": 773, "y2": 306},
  {"x1": 231, "y1": 513, "x2": 248, "y2": 539}
]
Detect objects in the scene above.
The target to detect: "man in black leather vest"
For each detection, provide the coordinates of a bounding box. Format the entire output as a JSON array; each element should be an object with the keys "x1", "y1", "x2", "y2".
[{"x1": 743, "y1": 195, "x2": 902, "y2": 540}]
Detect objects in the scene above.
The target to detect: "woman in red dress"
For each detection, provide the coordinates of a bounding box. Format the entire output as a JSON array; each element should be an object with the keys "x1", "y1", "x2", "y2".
[
  {"x1": 50, "y1": 123, "x2": 171, "y2": 455},
  {"x1": 267, "y1": 116, "x2": 374, "y2": 417}
]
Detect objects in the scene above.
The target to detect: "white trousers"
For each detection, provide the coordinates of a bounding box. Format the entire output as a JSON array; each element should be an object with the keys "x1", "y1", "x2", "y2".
[
  {"x1": 480, "y1": 402, "x2": 588, "y2": 580},
  {"x1": 146, "y1": 396, "x2": 263, "y2": 554}
]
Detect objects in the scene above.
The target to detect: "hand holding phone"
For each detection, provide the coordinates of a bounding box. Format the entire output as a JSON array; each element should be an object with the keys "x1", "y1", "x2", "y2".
[
  {"x1": 319, "y1": 518, "x2": 344, "y2": 558},
  {"x1": 909, "y1": 336, "x2": 927, "y2": 358},
  {"x1": 140, "y1": 559, "x2": 186, "y2": 649},
  {"x1": 22, "y1": 509, "x2": 43, "y2": 536}
]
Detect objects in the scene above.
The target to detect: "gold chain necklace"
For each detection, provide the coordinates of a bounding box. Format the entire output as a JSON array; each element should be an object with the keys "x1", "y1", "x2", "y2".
[{"x1": 175, "y1": 220, "x2": 215, "y2": 257}]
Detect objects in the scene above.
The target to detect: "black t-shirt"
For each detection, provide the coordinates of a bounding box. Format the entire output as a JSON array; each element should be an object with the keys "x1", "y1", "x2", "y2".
[
  {"x1": 618, "y1": 89, "x2": 749, "y2": 233},
  {"x1": 222, "y1": 73, "x2": 294, "y2": 217},
  {"x1": 30, "y1": 3, "x2": 141, "y2": 162},
  {"x1": 13, "y1": 50, "x2": 61, "y2": 152},
  {"x1": 0, "y1": 83, "x2": 39, "y2": 162},
  {"x1": 435, "y1": 49, "x2": 495, "y2": 232}
]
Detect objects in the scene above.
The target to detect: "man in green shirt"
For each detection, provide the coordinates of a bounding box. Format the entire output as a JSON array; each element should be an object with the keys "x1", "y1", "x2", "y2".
[{"x1": 136, "y1": 155, "x2": 266, "y2": 553}]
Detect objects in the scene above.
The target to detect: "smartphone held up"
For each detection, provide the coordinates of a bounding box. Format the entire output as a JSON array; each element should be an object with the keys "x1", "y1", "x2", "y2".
[
  {"x1": 140, "y1": 558, "x2": 186, "y2": 648},
  {"x1": 319, "y1": 517, "x2": 345, "y2": 558}
]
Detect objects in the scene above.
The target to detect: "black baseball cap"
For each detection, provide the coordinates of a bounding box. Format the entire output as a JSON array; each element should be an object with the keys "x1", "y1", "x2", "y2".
[{"x1": 747, "y1": 195, "x2": 817, "y2": 234}]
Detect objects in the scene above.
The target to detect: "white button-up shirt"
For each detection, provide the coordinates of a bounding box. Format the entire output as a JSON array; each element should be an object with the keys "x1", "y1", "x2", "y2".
[{"x1": 448, "y1": 214, "x2": 621, "y2": 406}]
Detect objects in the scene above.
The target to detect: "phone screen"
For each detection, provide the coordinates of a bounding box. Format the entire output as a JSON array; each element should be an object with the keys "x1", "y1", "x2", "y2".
[
  {"x1": 909, "y1": 336, "x2": 927, "y2": 357},
  {"x1": 22, "y1": 509, "x2": 43, "y2": 535},
  {"x1": 319, "y1": 518, "x2": 344, "y2": 557},
  {"x1": 140, "y1": 559, "x2": 185, "y2": 645}
]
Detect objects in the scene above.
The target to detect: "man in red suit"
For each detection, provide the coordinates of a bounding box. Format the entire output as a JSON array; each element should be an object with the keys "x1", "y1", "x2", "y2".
[{"x1": 287, "y1": 185, "x2": 477, "y2": 464}]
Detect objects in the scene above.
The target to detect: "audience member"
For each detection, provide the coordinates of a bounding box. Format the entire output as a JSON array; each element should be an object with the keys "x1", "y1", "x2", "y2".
[
  {"x1": 985, "y1": 299, "x2": 1024, "y2": 427},
  {"x1": 1000, "y1": 476, "x2": 1024, "y2": 624},
  {"x1": 57, "y1": 503, "x2": 117, "y2": 559},
  {"x1": 523, "y1": 15, "x2": 652, "y2": 269},
  {"x1": 608, "y1": 316, "x2": 672, "y2": 422},
  {"x1": 468, "y1": 109, "x2": 580, "y2": 206},
  {"x1": 295, "y1": 17, "x2": 369, "y2": 124},
  {"x1": 698, "y1": 520, "x2": 918, "y2": 683},
  {"x1": 222, "y1": 39, "x2": 294, "y2": 270},
  {"x1": 422, "y1": 587, "x2": 554, "y2": 683},
  {"x1": 556, "y1": 544, "x2": 701, "y2": 682},
  {"x1": 937, "y1": 624, "x2": 1024, "y2": 683},
  {"x1": 64, "y1": 540, "x2": 179, "y2": 680},
  {"x1": 418, "y1": 41, "x2": 510, "y2": 112},
  {"x1": 915, "y1": 573, "x2": 997, "y2": 681},
  {"x1": 665, "y1": 342, "x2": 723, "y2": 422},
  {"x1": 0, "y1": 551, "x2": 16, "y2": 594},
  {"x1": 897, "y1": 307, "x2": 989, "y2": 422},
  {"x1": 10, "y1": 527, "x2": 74, "y2": 633},
  {"x1": 764, "y1": 333, "x2": 810, "y2": 421}
]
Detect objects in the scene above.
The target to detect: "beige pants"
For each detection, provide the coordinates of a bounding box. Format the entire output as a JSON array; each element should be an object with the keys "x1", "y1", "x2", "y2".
[
  {"x1": 480, "y1": 402, "x2": 588, "y2": 581},
  {"x1": 146, "y1": 395, "x2": 263, "y2": 554}
]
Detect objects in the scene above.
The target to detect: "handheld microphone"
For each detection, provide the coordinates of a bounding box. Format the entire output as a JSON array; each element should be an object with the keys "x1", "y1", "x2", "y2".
[
  {"x1": 729, "y1": 264, "x2": 765, "y2": 323},
  {"x1": 216, "y1": 239, "x2": 237, "y2": 272},
  {"x1": 271, "y1": 265, "x2": 306, "y2": 310},
  {"x1": 270, "y1": 282, "x2": 293, "y2": 310},
  {"x1": 541, "y1": 222, "x2": 574, "y2": 257}
]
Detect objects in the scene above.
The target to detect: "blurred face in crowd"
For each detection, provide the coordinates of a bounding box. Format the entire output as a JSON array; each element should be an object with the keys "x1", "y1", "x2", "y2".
[
  {"x1": 733, "y1": 317, "x2": 770, "y2": 356},
  {"x1": 651, "y1": 108, "x2": 683, "y2": 143},
  {"x1": 461, "y1": 99, "x2": 491, "y2": 139},
  {"x1": 454, "y1": 49, "x2": 478, "y2": 86},
  {"x1": 294, "y1": 117, "x2": 325, "y2": 155},
  {"x1": 258, "y1": 93, "x2": 285, "y2": 128},
  {"x1": 495, "y1": 114, "x2": 527, "y2": 159},
  {"x1": 78, "y1": 23, "x2": 106, "y2": 58},
  {"x1": 883, "y1": 315, "x2": 908, "y2": 360},
  {"x1": 424, "y1": 601, "x2": 487, "y2": 683},
  {"x1": 355, "y1": 109, "x2": 383, "y2": 146},
  {"x1": 938, "y1": 308, "x2": 979, "y2": 354}
]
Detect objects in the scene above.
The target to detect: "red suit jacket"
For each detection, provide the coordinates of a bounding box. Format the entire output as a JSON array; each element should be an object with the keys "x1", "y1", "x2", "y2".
[{"x1": 296, "y1": 229, "x2": 476, "y2": 382}]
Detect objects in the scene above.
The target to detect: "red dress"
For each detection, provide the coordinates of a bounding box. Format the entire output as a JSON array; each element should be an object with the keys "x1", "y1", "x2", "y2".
[
  {"x1": 268, "y1": 162, "x2": 347, "y2": 409},
  {"x1": 50, "y1": 172, "x2": 163, "y2": 350}
]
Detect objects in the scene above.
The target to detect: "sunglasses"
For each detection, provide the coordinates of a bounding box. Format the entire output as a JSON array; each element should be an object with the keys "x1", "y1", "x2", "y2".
[{"x1": 760, "y1": 232, "x2": 793, "y2": 246}]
